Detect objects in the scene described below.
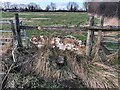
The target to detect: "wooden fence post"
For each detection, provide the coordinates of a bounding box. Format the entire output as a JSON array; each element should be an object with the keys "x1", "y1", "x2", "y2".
[
  {"x1": 100, "y1": 15, "x2": 104, "y2": 27},
  {"x1": 98, "y1": 15, "x2": 104, "y2": 45},
  {"x1": 10, "y1": 20, "x2": 16, "y2": 41},
  {"x1": 86, "y1": 16, "x2": 94, "y2": 56},
  {"x1": 99, "y1": 16, "x2": 111, "y2": 55},
  {"x1": 15, "y1": 13, "x2": 22, "y2": 47},
  {"x1": 20, "y1": 21, "x2": 29, "y2": 48},
  {"x1": 95, "y1": 16, "x2": 104, "y2": 56}
]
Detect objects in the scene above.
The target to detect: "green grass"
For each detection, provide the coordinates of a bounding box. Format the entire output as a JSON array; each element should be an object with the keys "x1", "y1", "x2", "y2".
[
  {"x1": 1, "y1": 12, "x2": 98, "y2": 43},
  {"x1": 1, "y1": 24, "x2": 11, "y2": 30},
  {"x1": 104, "y1": 42, "x2": 119, "y2": 53},
  {"x1": 26, "y1": 30, "x2": 87, "y2": 43},
  {"x1": 2, "y1": 12, "x2": 89, "y2": 27},
  {"x1": 105, "y1": 43, "x2": 119, "y2": 50}
]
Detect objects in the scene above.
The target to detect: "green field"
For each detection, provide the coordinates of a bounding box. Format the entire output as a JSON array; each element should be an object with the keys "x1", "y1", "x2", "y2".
[
  {"x1": 1, "y1": 12, "x2": 99, "y2": 27},
  {"x1": 2, "y1": 12, "x2": 89, "y2": 26},
  {"x1": 2, "y1": 12, "x2": 95, "y2": 42},
  {"x1": 1, "y1": 12, "x2": 117, "y2": 50}
]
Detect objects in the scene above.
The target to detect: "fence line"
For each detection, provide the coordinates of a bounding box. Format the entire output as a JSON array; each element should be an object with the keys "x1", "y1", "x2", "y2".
[
  {"x1": 20, "y1": 25, "x2": 120, "y2": 32},
  {"x1": 15, "y1": 14, "x2": 120, "y2": 56}
]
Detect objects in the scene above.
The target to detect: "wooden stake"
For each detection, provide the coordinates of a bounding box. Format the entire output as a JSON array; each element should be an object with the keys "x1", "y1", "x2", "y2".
[
  {"x1": 96, "y1": 15, "x2": 104, "y2": 54},
  {"x1": 86, "y1": 16, "x2": 94, "y2": 56},
  {"x1": 15, "y1": 13, "x2": 22, "y2": 47},
  {"x1": 93, "y1": 15, "x2": 104, "y2": 61},
  {"x1": 0, "y1": 61, "x2": 2, "y2": 90},
  {"x1": 10, "y1": 20, "x2": 16, "y2": 41}
]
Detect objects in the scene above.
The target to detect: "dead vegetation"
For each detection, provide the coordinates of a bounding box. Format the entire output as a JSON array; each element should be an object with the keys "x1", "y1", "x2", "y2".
[{"x1": 1, "y1": 36, "x2": 119, "y2": 89}]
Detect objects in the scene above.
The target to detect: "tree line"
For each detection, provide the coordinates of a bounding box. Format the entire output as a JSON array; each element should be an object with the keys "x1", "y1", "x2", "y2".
[{"x1": 1, "y1": 2, "x2": 86, "y2": 12}]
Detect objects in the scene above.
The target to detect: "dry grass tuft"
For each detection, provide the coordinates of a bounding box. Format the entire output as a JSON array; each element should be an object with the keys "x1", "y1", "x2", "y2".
[{"x1": 1, "y1": 36, "x2": 119, "y2": 88}]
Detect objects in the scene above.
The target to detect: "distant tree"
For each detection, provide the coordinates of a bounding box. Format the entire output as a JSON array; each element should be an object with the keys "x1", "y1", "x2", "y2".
[
  {"x1": 18, "y1": 4, "x2": 27, "y2": 11},
  {"x1": 0, "y1": 2, "x2": 3, "y2": 10},
  {"x1": 25, "y1": 7, "x2": 29, "y2": 11},
  {"x1": 87, "y1": 2, "x2": 99, "y2": 14},
  {"x1": 87, "y1": 2, "x2": 118, "y2": 17},
  {"x1": 28, "y1": 3, "x2": 36, "y2": 11},
  {"x1": 67, "y1": 2, "x2": 79, "y2": 11},
  {"x1": 19, "y1": 4, "x2": 27, "y2": 9},
  {"x1": 4, "y1": 2, "x2": 11, "y2": 9},
  {"x1": 45, "y1": 5, "x2": 50, "y2": 11},
  {"x1": 79, "y1": 8, "x2": 83, "y2": 11},
  {"x1": 37, "y1": 5, "x2": 42, "y2": 10},
  {"x1": 28, "y1": 3, "x2": 42, "y2": 11},
  {"x1": 83, "y1": 2, "x2": 89, "y2": 11},
  {"x1": 10, "y1": 4, "x2": 18, "y2": 10},
  {"x1": 50, "y1": 2, "x2": 56, "y2": 11}
]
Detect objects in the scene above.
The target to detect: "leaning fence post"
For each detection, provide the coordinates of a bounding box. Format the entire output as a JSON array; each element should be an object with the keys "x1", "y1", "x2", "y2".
[
  {"x1": 94, "y1": 15, "x2": 104, "y2": 58},
  {"x1": 86, "y1": 16, "x2": 94, "y2": 56},
  {"x1": 15, "y1": 13, "x2": 22, "y2": 47},
  {"x1": 0, "y1": 59, "x2": 2, "y2": 90}
]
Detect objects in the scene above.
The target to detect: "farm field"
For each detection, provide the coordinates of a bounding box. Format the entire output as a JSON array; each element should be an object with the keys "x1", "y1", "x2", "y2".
[
  {"x1": 1, "y1": 12, "x2": 93, "y2": 42},
  {"x1": 2, "y1": 12, "x2": 90, "y2": 26},
  {"x1": 1, "y1": 12, "x2": 118, "y2": 50}
]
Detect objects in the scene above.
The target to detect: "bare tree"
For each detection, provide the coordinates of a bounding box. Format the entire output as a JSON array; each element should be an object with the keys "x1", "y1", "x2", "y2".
[
  {"x1": 67, "y1": 2, "x2": 79, "y2": 11},
  {"x1": 0, "y1": 2, "x2": 3, "y2": 10},
  {"x1": 4, "y1": 2, "x2": 11, "y2": 9},
  {"x1": 87, "y1": 2, "x2": 99, "y2": 14},
  {"x1": 50, "y1": 2, "x2": 56, "y2": 11},
  {"x1": 28, "y1": 3, "x2": 41, "y2": 11},
  {"x1": 19, "y1": 4, "x2": 27, "y2": 9},
  {"x1": 10, "y1": 4, "x2": 18, "y2": 10},
  {"x1": 83, "y1": 2, "x2": 89, "y2": 11},
  {"x1": 45, "y1": 5, "x2": 50, "y2": 11},
  {"x1": 87, "y1": 2, "x2": 118, "y2": 17}
]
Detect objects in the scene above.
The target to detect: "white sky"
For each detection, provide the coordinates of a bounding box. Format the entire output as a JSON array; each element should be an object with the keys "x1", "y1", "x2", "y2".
[
  {"x1": 1, "y1": 0, "x2": 119, "y2": 3},
  {"x1": 1, "y1": 0, "x2": 118, "y2": 9},
  {"x1": 1, "y1": 0, "x2": 84, "y2": 4},
  {"x1": 1, "y1": 0, "x2": 84, "y2": 9}
]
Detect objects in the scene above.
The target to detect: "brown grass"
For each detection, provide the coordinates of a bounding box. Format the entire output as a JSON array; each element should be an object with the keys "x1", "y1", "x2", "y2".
[{"x1": 1, "y1": 36, "x2": 119, "y2": 88}]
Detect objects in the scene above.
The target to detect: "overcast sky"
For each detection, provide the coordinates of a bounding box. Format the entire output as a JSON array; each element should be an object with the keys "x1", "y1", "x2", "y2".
[
  {"x1": 1, "y1": 0, "x2": 119, "y2": 9},
  {"x1": 1, "y1": 0, "x2": 84, "y2": 9}
]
